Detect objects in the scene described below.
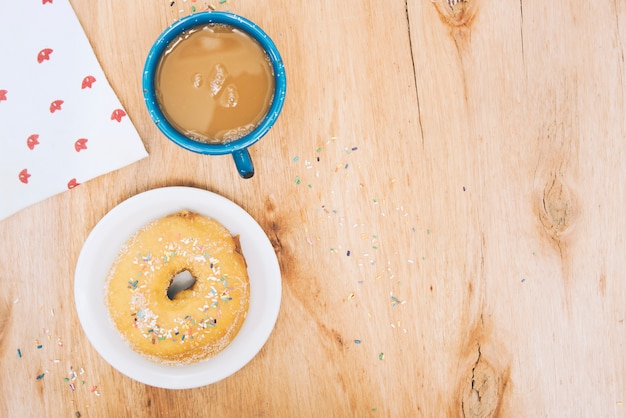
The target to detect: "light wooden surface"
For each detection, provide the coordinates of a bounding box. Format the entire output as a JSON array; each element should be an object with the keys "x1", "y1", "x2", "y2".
[{"x1": 1, "y1": 0, "x2": 625, "y2": 416}]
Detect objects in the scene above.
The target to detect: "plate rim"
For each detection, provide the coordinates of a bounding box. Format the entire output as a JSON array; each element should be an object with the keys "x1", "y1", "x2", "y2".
[{"x1": 74, "y1": 186, "x2": 281, "y2": 389}]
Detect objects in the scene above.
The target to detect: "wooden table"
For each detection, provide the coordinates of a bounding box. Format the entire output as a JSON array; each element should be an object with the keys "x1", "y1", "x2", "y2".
[{"x1": 2, "y1": 0, "x2": 625, "y2": 416}]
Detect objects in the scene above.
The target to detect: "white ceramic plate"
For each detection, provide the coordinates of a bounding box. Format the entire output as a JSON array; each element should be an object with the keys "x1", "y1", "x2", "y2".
[{"x1": 74, "y1": 186, "x2": 281, "y2": 389}]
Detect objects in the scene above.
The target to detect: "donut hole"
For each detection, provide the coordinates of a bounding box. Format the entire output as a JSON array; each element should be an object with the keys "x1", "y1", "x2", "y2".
[{"x1": 167, "y1": 269, "x2": 197, "y2": 300}]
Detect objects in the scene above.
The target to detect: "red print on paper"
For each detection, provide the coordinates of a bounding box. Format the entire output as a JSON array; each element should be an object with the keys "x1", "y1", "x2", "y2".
[
  {"x1": 81, "y1": 75, "x2": 96, "y2": 89},
  {"x1": 19, "y1": 169, "x2": 31, "y2": 184},
  {"x1": 67, "y1": 178, "x2": 80, "y2": 189},
  {"x1": 111, "y1": 109, "x2": 126, "y2": 122},
  {"x1": 42, "y1": 0, "x2": 53, "y2": 4},
  {"x1": 27, "y1": 134, "x2": 40, "y2": 150},
  {"x1": 37, "y1": 48, "x2": 54, "y2": 63},
  {"x1": 50, "y1": 100, "x2": 64, "y2": 113},
  {"x1": 0, "y1": 90, "x2": 7, "y2": 101},
  {"x1": 74, "y1": 138, "x2": 88, "y2": 152}
]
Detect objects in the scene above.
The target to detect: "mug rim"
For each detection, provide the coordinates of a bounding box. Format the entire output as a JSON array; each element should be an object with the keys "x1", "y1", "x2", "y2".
[{"x1": 142, "y1": 11, "x2": 286, "y2": 155}]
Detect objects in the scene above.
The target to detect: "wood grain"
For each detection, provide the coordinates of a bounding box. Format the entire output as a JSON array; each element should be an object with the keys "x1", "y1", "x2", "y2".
[{"x1": 0, "y1": 0, "x2": 625, "y2": 416}]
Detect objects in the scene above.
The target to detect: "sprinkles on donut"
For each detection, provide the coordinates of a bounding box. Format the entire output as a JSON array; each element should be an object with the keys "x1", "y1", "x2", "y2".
[{"x1": 105, "y1": 210, "x2": 249, "y2": 365}]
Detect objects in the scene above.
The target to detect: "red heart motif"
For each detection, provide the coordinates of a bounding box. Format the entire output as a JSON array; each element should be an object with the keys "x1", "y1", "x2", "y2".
[
  {"x1": 42, "y1": 0, "x2": 53, "y2": 4},
  {"x1": 50, "y1": 99, "x2": 64, "y2": 113},
  {"x1": 0, "y1": 89, "x2": 7, "y2": 101},
  {"x1": 37, "y1": 48, "x2": 53, "y2": 64},
  {"x1": 27, "y1": 134, "x2": 40, "y2": 150},
  {"x1": 74, "y1": 138, "x2": 88, "y2": 152},
  {"x1": 81, "y1": 75, "x2": 96, "y2": 89},
  {"x1": 67, "y1": 178, "x2": 80, "y2": 189},
  {"x1": 111, "y1": 108, "x2": 126, "y2": 122},
  {"x1": 19, "y1": 169, "x2": 31, "y2": 184}
]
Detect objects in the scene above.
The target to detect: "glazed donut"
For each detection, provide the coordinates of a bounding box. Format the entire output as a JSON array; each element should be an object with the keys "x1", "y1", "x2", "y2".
[{"x1": 105, "y1": 210, "x2": 249, "y2": 365}]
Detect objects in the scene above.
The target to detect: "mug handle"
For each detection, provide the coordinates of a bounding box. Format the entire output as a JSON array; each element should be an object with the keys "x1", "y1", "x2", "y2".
[{"x1": 232, "y1": 148, "x2": 254, "y2": 179}]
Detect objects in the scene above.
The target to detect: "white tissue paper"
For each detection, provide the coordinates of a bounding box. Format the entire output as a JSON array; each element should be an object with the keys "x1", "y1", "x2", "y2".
[{"x1": 0, "y1": 0, "x2": 148, "y2": 221}]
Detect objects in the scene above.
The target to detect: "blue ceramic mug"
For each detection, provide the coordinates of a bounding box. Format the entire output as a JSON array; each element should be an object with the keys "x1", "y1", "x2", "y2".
[{"x1": 143, "y1": 12, "x2": 287, "y2": 178}]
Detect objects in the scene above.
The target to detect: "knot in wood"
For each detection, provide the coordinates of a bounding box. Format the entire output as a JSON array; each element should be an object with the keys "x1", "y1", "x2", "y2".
[
  {"x1": 460, "y1": 352, "x2": 505, "y2": 418},
  {"x1": 539, "y1": 174, "x2": 576, "y2": 238},
  {"x1": 434, "y1": 0, "x2": 477, "y2": 28}
]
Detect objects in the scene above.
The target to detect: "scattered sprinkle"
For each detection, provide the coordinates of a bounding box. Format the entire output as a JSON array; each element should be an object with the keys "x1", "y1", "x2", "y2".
[
  {"x1": 354, "y1": 339, "x2": 361, "y2": 344},
  {"x1": 295, "y1": 176, "x2": 301, "y2": 185},
  {"x1": 293, "y1": 156, "x2": 299, "y2": 162},
  {"x1": 170, "y1": 1, "x2": 175, "y2": 6},
  {"x1": 390, "y1": 294, "x2": 405, "y2": 308},
  {"x1": 379, "y1": 352, "x2": 384, "y2": 360},
  {"x1": 17, "y1": 348, "x2": 22, "y2": 358},
  {"x1": 36, "y1": 372, "x2": 46, "y2": 380}
]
